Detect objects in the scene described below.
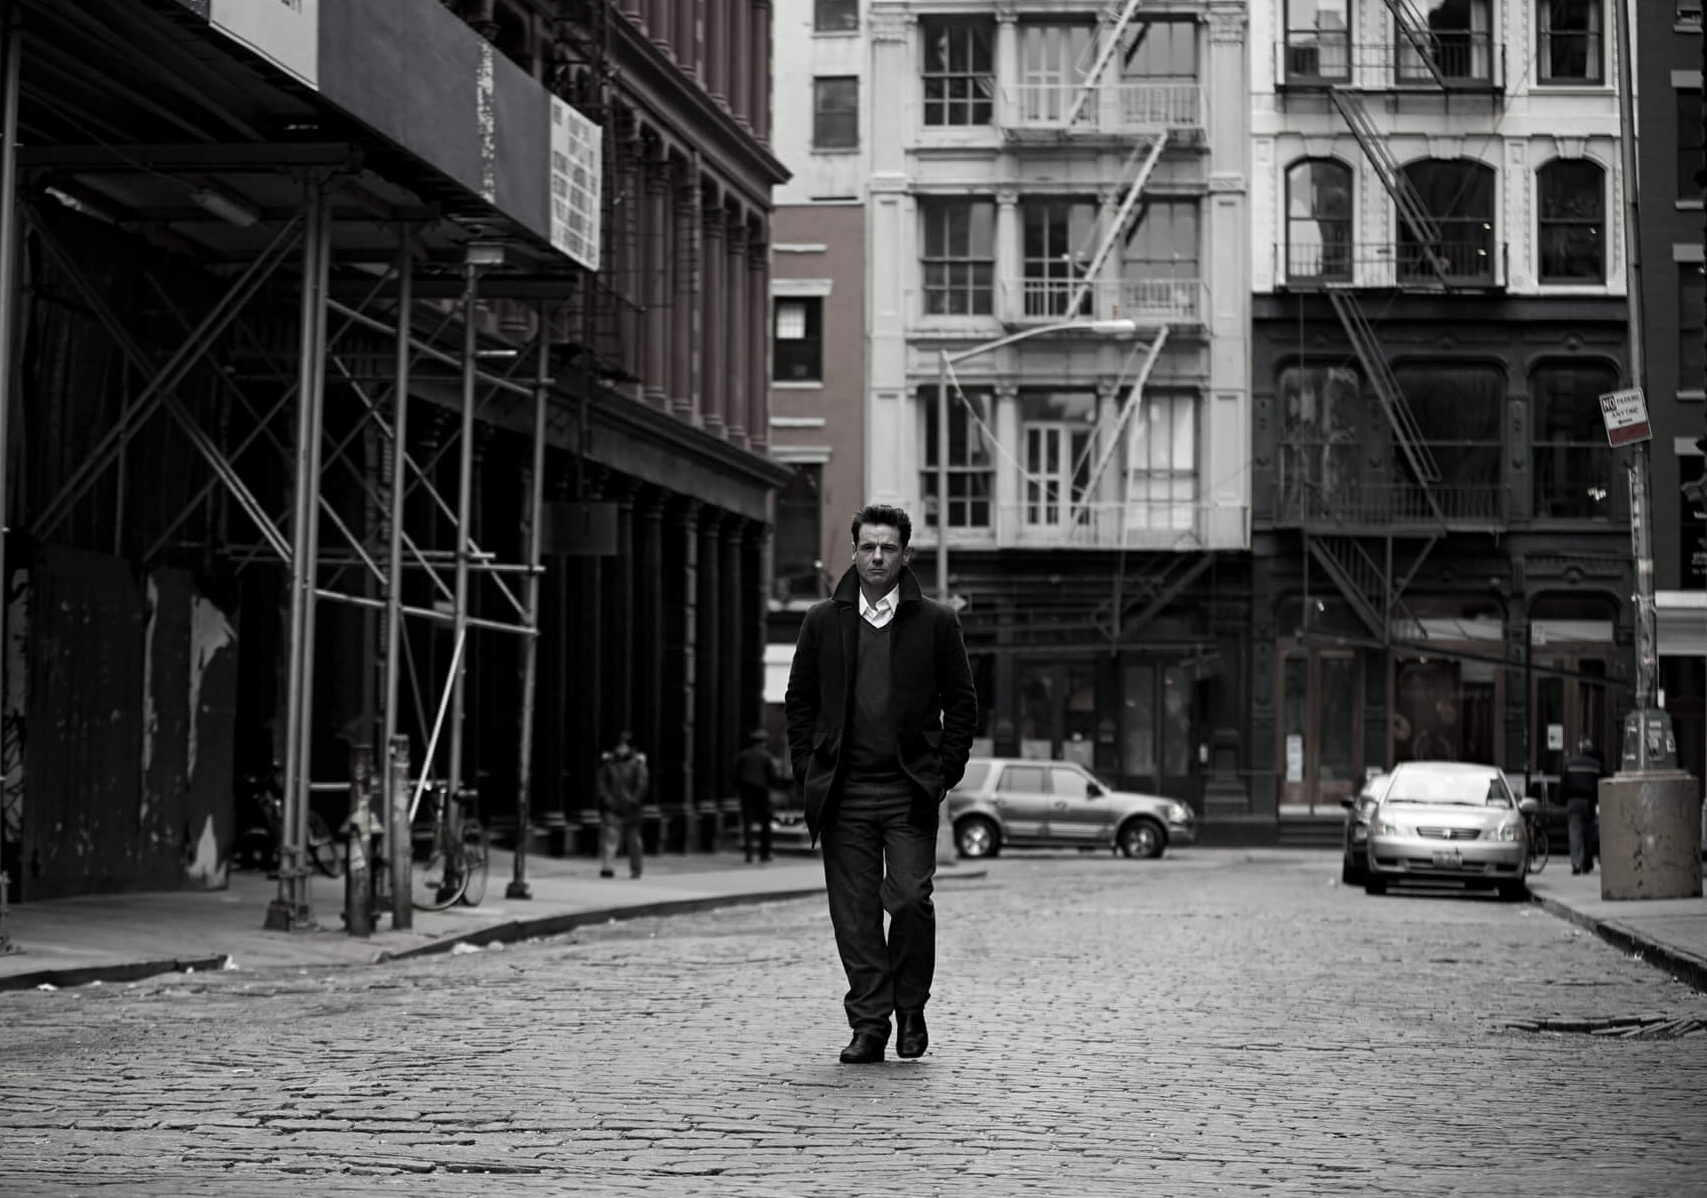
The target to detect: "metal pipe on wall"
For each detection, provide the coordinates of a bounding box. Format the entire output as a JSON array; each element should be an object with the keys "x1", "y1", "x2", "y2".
[
  {"x1": 508, "y1": 302, "x2": 552, "y2": 900},
  {"x1": 446, "y1": 260, "x2": 482, "y2": 809},
  {"x1": 0, "y1": 7, "x2": 21, "y2": 837},
  {"x1": 381, "y1": 237, "x2": 414, "y2": 929}
]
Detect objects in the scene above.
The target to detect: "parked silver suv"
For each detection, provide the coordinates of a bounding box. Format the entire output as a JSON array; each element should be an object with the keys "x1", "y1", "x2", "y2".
[{"x1": 947, "y1": 757, "x2": 1197, "y2": 859}]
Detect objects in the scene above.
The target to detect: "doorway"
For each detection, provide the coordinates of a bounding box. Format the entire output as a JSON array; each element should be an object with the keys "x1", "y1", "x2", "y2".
[
  {"x1": 1277, "y1": 643, "x2": 1364, "y2": 814},
  {"x1": 1121, "y1": 659, "x2": 1202, "y2": 802}
]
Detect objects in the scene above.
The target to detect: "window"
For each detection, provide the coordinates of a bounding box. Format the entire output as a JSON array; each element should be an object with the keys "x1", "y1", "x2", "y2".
[
  {"x1": 1682, "y1": 263, "x2": 1705, "y2": 393},
  {"x1": 1398, "y1": 159, "x2": 1495, "y2": 283},
  {"x1": 1021, "y1": 390, "x2": 1096, "y2": 528},
  {"x1": 1679, "y1": 90, "x2": 1704, "y2": 201},
  {"x1": 1050, "y1": 767, "x2": 1092, "y2": 799},
  {"x1": 1682, "y1": 2, "x2": 1703, "y2": 29},
  {"x1": 1123, "y1": 200, "x2": 1200, "y2": 280},
  {"x1": 1284, "y1": 0, "x2": 1350, "y2": 81},
  {"x1": 1000, "y1": 764, "x2": 1046, "y2": 793},
  {"x1": 1021, "y1": 200, "x2": 1095, "y2": 317},
  {"x1": 814, "y1": 0, "x2": 857, "y2": 33},
  {"x1": 1123, "y1": 20, "x2": 1199, "y2": 80},
  {"x1": 1538, "y1": 1, "x2": 1603, "y2": 84},
  {"x1": 812, "y1": 77, "x2": 858, "y2": 149},
  {"x1": 1532, "y1": 361, "x2": 1617, "y2": 520},
  {"x1": 921, "y1": 18, "x2": 994, "y2": 126},
  {"x1": 773, "y1": 297, "x2": 822, "y2": 382},
  {"x1": 920, "y1": 385, "x2": 993, "y2": 528},
  {"x1": 1125, "y1": 391, "x2": 1197, "y2": 533},
  {"x1": 1278, "y1": 364, "x2": 1361, "y2": 519},
  {"x1": 1399, "y1": 0, "x2": 1492, "y2": 83},
  {"x1": 1286, "y1": 159, "x2": 1354, "y2": 281},
  {"x1": 1537, "y1": 159, "x2": 1604, "y2": 282},
  {"x1": 1391, "y1": 362, "x2": 1503, "y2": 494},
  {"x1": 920, "y1": 198, "x2": 995, "y2": 316},
  {"x1": 1019, "y1": 23, "x2": 1094, "y2": 124},
  {"x1": 773, "y1": 465, "x2": 824, "y2": 600}
]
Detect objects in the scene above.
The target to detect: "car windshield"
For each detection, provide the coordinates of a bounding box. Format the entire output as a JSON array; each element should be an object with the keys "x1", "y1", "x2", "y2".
[{"x1": 1384, "y1": 771, "x2": 1514, "y2": 808}]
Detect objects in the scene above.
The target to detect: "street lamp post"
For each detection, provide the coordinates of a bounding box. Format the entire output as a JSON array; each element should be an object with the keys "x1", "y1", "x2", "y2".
[{"x1": 933, "y1": 317, "x2": 1137, "y2": 603}]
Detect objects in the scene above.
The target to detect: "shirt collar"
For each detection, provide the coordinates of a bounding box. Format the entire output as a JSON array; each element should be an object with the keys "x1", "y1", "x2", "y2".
[{"x1": 859, "y1": 584, "x2": 900, "y2": 620}]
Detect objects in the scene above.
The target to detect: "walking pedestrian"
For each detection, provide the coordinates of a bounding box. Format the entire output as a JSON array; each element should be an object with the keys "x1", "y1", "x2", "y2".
[
  {"x1": 1561, "y1": 736, "x2": 1605, "y2": 876},
  {"x1": 597, "y1": 731, "x2": 648, "y2": 879},
  {"x1": 733, "y1": 729, "x2": 782, "y2": 863},
  {"x1": 784, "y1": 504, "x2": 977, "y2": 1065}
]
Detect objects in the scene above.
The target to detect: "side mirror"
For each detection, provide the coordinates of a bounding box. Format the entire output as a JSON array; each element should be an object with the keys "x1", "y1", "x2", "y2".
[
  {"x1": 1518, "y1": 797, "x2": 1539, "y2": 815},
  {"x1": 1086, "y1": 782, "x2": 1104, "y2": 797},
  {"x1": 1338, "y1": 796, "x2": 1356, "y2": 810}
]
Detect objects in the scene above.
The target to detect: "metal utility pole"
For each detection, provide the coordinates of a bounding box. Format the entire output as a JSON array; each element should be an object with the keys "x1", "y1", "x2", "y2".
[{"x1": 508, "y1": 303, "x2": 552, "y2": 901}]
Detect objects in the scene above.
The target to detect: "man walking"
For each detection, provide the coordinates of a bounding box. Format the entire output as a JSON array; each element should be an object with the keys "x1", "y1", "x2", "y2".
[
  {"x1": 597, "y1": 731, "x2": 648, "y2": 879},
  {"x1": 1561, "y1": 736, "x2": 1605, "y2": 876},
  {"x1": 785, "y1": 504, "x2": 977, "y2": 1065},
  {"x1": 733, "y1": 729, "x2": 781, "y2": 863}
]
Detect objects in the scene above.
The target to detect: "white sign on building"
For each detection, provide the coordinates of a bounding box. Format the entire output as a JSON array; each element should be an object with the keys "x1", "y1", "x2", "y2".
[
  {"x1": 209, "y1": 0, "x2": 318, "y2": 89},
  {"x1": 550, "y1": 96, "x2": 602, "y2": 273}
]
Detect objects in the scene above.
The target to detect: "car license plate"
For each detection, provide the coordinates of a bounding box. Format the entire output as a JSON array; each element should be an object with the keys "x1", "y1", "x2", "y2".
[{"x1": 1432, "y1": 849, "x2": 1463, "y2": 867}]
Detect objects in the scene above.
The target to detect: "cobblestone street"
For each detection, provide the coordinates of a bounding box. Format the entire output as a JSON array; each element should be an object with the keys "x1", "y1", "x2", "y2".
[{"x1": 3, "y1": 849, "x2": 1705, "y2": 1197}]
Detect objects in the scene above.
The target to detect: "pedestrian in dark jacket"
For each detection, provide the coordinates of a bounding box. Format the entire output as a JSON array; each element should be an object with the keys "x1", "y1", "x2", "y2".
[
  {"x1": 733, "y1": 729, "x2": 782, "y2": 863},
  {"x1": 597, "y1": 732, "x2": 648, "y2": 879},
  {"x1": 784, "y1": 503, "x2": 977, "y2": 1065},
  {"x1": 1561, "y1": 737, "x2": 1605, "y2": 875}
]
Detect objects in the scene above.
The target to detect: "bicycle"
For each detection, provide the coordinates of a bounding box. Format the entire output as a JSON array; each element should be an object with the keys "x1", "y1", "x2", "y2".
[
  {"x1": 410, "y1": 783, "x2": 489, "y2": 911},
  {"x1": 232, "y1": 767, "x2": 343, "y2": 878},
  {"x1": 1525, "y1": 782, "x2": 1551, "y2": 875}
]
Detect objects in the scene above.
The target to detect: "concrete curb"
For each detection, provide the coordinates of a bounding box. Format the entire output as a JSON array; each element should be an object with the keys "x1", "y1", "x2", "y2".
[
  {"x1": 1531, "y1": 892, "x2": 1707, "y2": 995},
  {"x1": 0, "y1": 954, "x2": 230, "y2": 993}
]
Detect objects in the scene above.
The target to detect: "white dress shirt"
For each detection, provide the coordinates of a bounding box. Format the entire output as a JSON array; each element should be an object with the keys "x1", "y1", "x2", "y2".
[{"x1": 859, "y1": 583, "x2": 901, "y2": 629}]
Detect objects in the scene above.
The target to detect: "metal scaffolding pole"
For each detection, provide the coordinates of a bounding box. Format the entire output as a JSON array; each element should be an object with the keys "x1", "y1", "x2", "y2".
[
  {"x1": 508, "y1": 302, "x2": 552, "y2": 900},
  {"x1": 0, "y1": 7, "x2": 20, "y2": 807},
  {"x1": 267, "y1": 183, "x2": 332, "y2": 932},
  {"x1": 382, "y1": 238, "x2": 413, "y2": 930},
  {"x1": 445, "y1": 257, "x2": 482, "y2": 809}
]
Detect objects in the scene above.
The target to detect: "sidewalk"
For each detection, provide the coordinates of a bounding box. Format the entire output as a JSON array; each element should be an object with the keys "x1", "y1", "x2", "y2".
[
  {"x1": 1527, "y1": 867, "x2": 1707, "y2": 993},
  {"x1": 0, "y1": 848, "x2": 837, "y2": 990}
]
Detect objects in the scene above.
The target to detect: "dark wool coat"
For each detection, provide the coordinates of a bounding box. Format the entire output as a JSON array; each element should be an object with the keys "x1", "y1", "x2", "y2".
[{"x1": 784, "y1": 565, "x2": 978, "y2": 842}]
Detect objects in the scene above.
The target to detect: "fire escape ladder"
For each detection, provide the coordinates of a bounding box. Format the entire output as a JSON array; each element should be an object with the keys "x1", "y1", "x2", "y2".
[
  {"x1": 1062, "y1": 0, "x2": 1147, "y2": 128},
  {"x1": 1325, "y1": 288, "x2": 1443, "y2": 501},
  {"x1": 1381, "y1": 0, "x2": 1451, "y2": 90},
  {"x1": 1118, "y1": 551, "x2": 1215, "y2": 637},
  {"x1": 1306, "y1": 535, "x2": 1391, "y2": 642},
  {"x1": 1326, "y1": 87, "x2": 1451, "y2": 287},
  {"x1": 1066, "y1": 132, "x2": 1166, "y2": 317}
]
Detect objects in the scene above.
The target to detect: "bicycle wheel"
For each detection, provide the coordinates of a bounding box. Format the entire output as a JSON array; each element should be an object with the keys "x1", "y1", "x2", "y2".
[
  {"x1": 458, "y1": 819, "x2": 489, "y2": 907},
  {"x1": 410, "y1": 835, "x2": 465, "y2": 911},
  {"x1": 307, "y1": 811, "x2": 344, "y2": 878},
  {"x1": 1529, "y1": 825, "x2": 1549, "y2": 875}
]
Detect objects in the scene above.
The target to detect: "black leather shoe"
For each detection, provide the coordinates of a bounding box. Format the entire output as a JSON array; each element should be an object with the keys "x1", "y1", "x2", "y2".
[
  {"x1": 896, "y1": 1010, "x2": 928, "y2": 1059},
  {"x1": 838, "y1": 1031, "x2": 886, "y2": 1065}
]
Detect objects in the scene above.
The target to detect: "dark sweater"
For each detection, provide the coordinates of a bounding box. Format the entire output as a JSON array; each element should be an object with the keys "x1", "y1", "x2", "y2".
[{"x1": 841, "y1": 619, "x2": 908, "y2": 800}]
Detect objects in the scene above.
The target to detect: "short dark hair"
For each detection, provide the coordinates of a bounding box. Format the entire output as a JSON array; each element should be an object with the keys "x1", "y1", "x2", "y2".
[{"x1": 851, "y1": 504, "x2": 912, "y2": 549}]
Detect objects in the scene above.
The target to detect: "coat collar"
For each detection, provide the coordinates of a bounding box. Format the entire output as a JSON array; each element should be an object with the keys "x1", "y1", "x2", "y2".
[{"x1": 832, "y1": 564, "x2": 925, "y2": 608}]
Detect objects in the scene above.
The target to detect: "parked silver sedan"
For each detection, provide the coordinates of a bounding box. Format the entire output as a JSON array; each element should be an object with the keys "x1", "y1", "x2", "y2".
[{"x1": 1362, "y1": 761, "x2": 1538, "y2": 900}]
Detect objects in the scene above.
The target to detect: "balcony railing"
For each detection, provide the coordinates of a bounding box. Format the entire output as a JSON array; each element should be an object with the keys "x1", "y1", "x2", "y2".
[
  {"x1": 1004, "y1": 82, "x2": 1204, "y2": 137},
  {"x1": 1276, "y1": 241, "x2": 1507, "y2": 290},
  {"x1": 1280, "y1": 35, "x2": 1505, "y2": 91},
  {"x1": 1272, "y1": 480, "x2": 1507, "y2": 529},
  {"x1": 1003, "y1": 277, "x2": 1207, "y2": 326}
]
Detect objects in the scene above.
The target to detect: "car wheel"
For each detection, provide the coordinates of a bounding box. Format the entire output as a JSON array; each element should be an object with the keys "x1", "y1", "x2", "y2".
[
  {"x1": 1341, "y1": 852, "x2": 1363, "y2": 885},
  {"x1": 1117, "y1": 818, "x2": 1165, "y2": 860},
  {"x1": 955, "y1": 816, "x2": 999, "y2": 860},
  {"x1": 1497, "y1": 879, "x2": 1529, "y2": 902},
  {"x1": 1363, "y1": 875, "x2": 1387, "y2": 896}
]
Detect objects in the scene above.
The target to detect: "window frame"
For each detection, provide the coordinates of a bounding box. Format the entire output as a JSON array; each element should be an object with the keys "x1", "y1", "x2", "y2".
[
  {"x1": 1678, "y1": 88, "x2": 1704, "y2": 203},
  {"x1": 920, "y1": 197, "x2": 996, "y2": 316},
  {"x1": 1283, "y1": 0, "x2": 1352, "y2": 83},
  {"x1": 1397, "y1": 158, "x2": 1497, "y2": 285},
  {"x1": 921, "y1": 17, "x2": 995, "y2": 127},
  {"x1": 1124, "y1": 390, "x2": 1199, "y2": 533},
  {"x1": 1285, "y1": 158, "x2": 1355, "y2": 283},
  {"x1": 813, "y1": 0, "x2": 859, "y2": 34},
  {"x1": 773, "y1": 297, "x2": 823, "y2": 383},
  {"x1": 920, "y1": 385, "x2": 995, "y2": 529},
  {"x1": 1681, "y1": 262, "x2": 1705, "y2": 396},
  {"x1": 1536, "y1": 158, "x2": 1605, "y2": 284},
  {"x1": 1531, "y1": 360, "x2": 1619, "y2": 521},
  {"x1": 1397, "y1": 0, "x2": 1494, "y2": 85},
  {"x1": 811, "y1": 76, "x2": 859, "y2": 150},
  {"x1": 772, "y1": 464, "x2": 825, "y2": 601},
  {"x1": 1021, "y1": 198, "x2": 1096, "y2": 318},
  {"x1": 1537, "y1": 0, "x2": 1604, "y2": 85}
]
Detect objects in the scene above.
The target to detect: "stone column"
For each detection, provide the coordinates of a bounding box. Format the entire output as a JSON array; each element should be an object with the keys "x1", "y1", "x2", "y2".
[
  {"x1": 747, "y1": 228, "x2": 770, "y2": 453},
  {"x1": 636, "y1": 491, "x2": 667, "y2": 849},
  {"x1": 671, "y1": 498, "x2": 702, "y2": 850},
  {"x1": 706, "y1": 0, "x2": 726, "y2": 103},
  {"x1": 994, "y1": 11, "x2": 1018, "y2": 130},
  {"x1": 694, "y1": 508, "x2": 723, "y2": 848},
  {"x1": 610, "y1": 484, "x2": 636, "y2": 744},
  {"x1": 751, "y1": 0, "x2": 773, "y2": 144},
  {"x1": 701, "y1": 201, "x2": 727, "y2": 436},
  {"x1": 678, "y1": 0, "x2": 701, "y2": 79},
  {"x1": 993, "y1": 383, "x2": 1020, "y2": 540},
  {"x1": 650, "y1": 0, "x2": 672, "y2": 53},
  {"x1": 730, "y1": 0, "x2": 751, "y2": 128},
  {"x1": 726, "y1": 216, "x2": 749, "y2": 445},
  {"x1": 995, "y1": 186, "x2": 1019, "y2": 322},
  {"x1": 674, "y1": 160, "x2": 701, "y2": 421},
  {"x1": 644, "y1": 160, "x2": 672, "y2": 410},
  {"x1": 719, "y1": 516, "x2": 744, "y2": 836},
  {"x1": 742, "y1": 522, "x2": 770, "y2": 737}
]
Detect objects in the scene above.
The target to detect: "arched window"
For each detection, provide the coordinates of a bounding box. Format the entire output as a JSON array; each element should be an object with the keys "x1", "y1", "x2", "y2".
[
  {"x1": 1286, "y1": 159, "x2": 1354, "y2": 283},
  {"x1": 1398, "y1": 159, "x2": 1495, "y2": 284},
  {"x1": 1537, "y1": 159, "x2": 1605, "y2": 283},
  {"x1": 1532, "y1": 359, "x2": 1618, "y2": 519}
]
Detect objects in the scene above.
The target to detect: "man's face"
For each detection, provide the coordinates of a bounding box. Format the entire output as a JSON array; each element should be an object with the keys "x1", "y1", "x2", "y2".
[{"x1": 853, "y1": 523, "x2": 908, "y2": 594}]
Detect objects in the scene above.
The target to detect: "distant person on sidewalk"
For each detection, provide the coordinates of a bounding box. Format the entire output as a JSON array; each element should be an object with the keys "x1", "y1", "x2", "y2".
[
  {"x1": 1561, "y1": 737, "x2": 1606, "y2": 876},
  {"x1": 733, "y1": 729, "x2": 782, "y2": 864},
  {"x1": 597, "y1": 732, "x2": 648, "y2": 879},
  {"x1": 785, "y1": 503, "x2": 977, "y2": 1065}
]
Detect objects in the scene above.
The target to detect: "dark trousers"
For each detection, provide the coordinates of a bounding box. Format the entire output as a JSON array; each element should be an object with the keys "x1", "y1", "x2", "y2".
[
  {"x1": 599, "y1": 808, "x2": 643, "y2": 877},
  {"x1": 738, "y1": 784, "x2": 772, "y2": 862},
  {"x1": 1566, "y1": 797, "x2": 1598, "y2": 873},
  {"x1": 821, "y1": 793, "x2": 937, "y2": 1038}
]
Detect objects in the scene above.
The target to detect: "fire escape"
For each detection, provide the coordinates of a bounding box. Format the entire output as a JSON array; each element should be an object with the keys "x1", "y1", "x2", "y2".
[{"x1": 1285, "y1": 0, "x2": 1505, "y2": 648}]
